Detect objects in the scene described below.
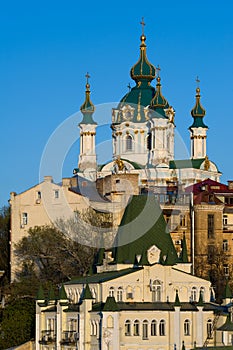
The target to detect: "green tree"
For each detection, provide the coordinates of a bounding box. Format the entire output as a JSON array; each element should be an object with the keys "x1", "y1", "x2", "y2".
[
  {"x1": 0, "y1": 297, "x2": 35, "y2": 349},
  {"x1": 14, "y1": 225, "x2": 97, "y2": 286}
]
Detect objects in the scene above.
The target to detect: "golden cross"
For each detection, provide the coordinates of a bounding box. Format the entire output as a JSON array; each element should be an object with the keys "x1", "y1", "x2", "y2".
[
  {"x1": 140, "y1": 17, "x2": 145, "y2": 35},
  {"x1": 156, "y1": 64, "x2": 161, "y2": 77},
  {"x1": 85, "y1": 72, "x2": 90, "y2": 84},
  {"x1": 196, "y1": 75, "x2": 200, "y2": 87}
]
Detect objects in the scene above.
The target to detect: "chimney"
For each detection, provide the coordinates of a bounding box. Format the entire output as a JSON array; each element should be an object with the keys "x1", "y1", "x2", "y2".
[
  {"x1": 228, "y1": 181, "x2": 233, "y2": 190},
  {"x1": 44, "y1": 176, "x2": 53, "y2": 183}
]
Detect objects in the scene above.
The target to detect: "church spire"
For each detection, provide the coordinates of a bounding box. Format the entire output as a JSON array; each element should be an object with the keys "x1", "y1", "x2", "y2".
[
  {"x1": 189, "y1": 78, "x2": 207, "y2": 129},
  {"x1": 150, "y1": 74, "x2": 169, "y2": 117},
  {"x1": 130, "y1": 19, "x2": 156, "y2": 84},
  {"x1": 189, "y1": 79, "x2": 208, "y2": 159},
  {"x1": 80, "y1": 73, "x2": 97, "y2": 125},
  {"x1": 78, "y1": 73, "x2": 97, "y2": 172}
]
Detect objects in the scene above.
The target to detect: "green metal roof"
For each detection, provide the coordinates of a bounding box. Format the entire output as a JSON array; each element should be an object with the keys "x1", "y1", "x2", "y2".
[
  {"x1": 174, "y1": 290, "x2": 181, "y2": 307},
  {"x1": 111, "y1": 195, "x2": 179, "y2": 266},
  {"x1": 150, "y1": 77, "x2": 170, "y2": 118},
  {"x1": 130, "y1": 34, "x2": 156, "y2": 83},
  {"x1": 189, "y1": 116, "x2": 208, "y2": 129},
  {"x1": 59, "y1": 284, "x2": 68, "y2": 300},
  {"x1": 179, "y1": 233, "x2": 189, "y2": 263},
  {"x1": 103, "y1": 296, "x2": 119, "y2": 311},
  {"x1": 169, "y1": 158, "x2": 206, "y2": 170},
  {"x1": 82, "y1": 284, "x2": 93, "y2": 300},
  {"x1": 117, "y1": 84, "x2": 155, "y2": 123},
  {"x1": 217, "y1": 314, "x2": 233, "y2": 331},
  {"x1": 79, "y1": 81, "x2": 97, "y2": 125},
  {"x1": 65, "y1": 267, "x2": 141, "y2": 285},
  {"x1": 190, "y1": 87, "x2": 208, "y2": 129}
]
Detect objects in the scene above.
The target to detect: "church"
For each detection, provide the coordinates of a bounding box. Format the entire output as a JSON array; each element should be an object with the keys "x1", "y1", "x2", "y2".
[
  {"x1": 35, "y1": 25, "x2": 233, "y2": 350},
  {"x1": 76, "y1": 21, "x2": 220, "y2": 189}
]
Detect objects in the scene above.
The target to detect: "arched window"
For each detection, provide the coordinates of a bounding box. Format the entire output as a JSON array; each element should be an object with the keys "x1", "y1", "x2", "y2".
[
  {"x1": 191, "y1": 287, "x2": 197, "y2": 302},
  {"x1": 142, "y1": 320, "x2": 149, "y2": 340},
  {"x1": 151, "y1": 320, "x2": 157, "y2": 336},
  {"x1": 117, "y1": 287, "x2": 123, "y2": 302},
  {"x1": 125, "y1": 320, "x2": 131, "y2": 336},
  {"x1": 107, "y1": 315, "x2": 114, "y2": 328},
  {"x1": 133, "y1": 320, "x2": 140, "y2": 336},
  {"x1": 152, "y1": 280, "x2": 162, "y2": 302},
  {"x1": 207, "y1": 319, "x2": 213, "y2": 339},
  {"x1": 159, "y1": 320, "x2": 165, "y2": 336},
  {"x1": 200, "y1": 286, "x2": 205, "y2": 301},
  {"x1": 184, "y1": 319, "x2": 190, "y2": 336},
  {"x1": 109, "y1": 287, "x2": 114, "y2": 297},
  {"x1": 125, "y1": 135, "x2": 133, "y2": 151}
]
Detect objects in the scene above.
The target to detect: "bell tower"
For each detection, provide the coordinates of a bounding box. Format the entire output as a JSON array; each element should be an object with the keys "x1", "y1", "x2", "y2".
[
  {"x1": 189, "y1": 81, "x2": 208, "y2": 159},
  {"x1": 78, "y1": 73, "x2": 97, "y2": 172}
]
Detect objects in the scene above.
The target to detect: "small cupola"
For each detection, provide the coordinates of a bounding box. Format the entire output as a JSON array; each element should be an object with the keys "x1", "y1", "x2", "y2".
[{"x1": 80, "y1": 73, "x2": 97, "y2": 125}]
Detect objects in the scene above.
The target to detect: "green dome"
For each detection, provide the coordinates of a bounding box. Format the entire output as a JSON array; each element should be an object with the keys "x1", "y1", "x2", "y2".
[
  {"x1": 79, "y1": 78, "x2": 97, "y2": 125},
  {"x1": 130, "y1": 35, "x2": 156, "y2": 82},
  {"x1": 114, "y1": 34, "x2": 157, "y2": 124},
  {"x1": 189, "y1": 87, "x2": 208, "y2": 129},
  {"x1": 117, "y1": 82, "x2": 155, "y2": 123},
  {"x1": 150, "y1": 76, "x2": 170, "y2": 118}
]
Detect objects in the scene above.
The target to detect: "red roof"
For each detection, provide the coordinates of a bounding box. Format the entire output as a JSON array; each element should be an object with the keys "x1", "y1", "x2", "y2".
[{"x1": 185, "y1": 178, "x2": 233, "y2": 195}]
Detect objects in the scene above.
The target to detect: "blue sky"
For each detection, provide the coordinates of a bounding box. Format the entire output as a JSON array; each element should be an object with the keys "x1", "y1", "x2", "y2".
[{"x1": 0, "y1": 0, "x2": 233, "y2": 207}]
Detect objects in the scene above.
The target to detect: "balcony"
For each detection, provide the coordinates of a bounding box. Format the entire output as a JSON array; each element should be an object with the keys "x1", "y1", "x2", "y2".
[
  {"x1": 39, "y1": 330, "x2": 56, "y2": 344},
  {"x1": 60, "y1": 331, "x2": 79, "y2": 345}
]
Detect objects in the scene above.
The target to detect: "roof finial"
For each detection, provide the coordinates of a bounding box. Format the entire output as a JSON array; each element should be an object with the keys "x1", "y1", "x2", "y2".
[
  {"x1": 85, "y1": 72, "x2": 90, "y2": 84},
  {"x1": 195, "y1": 76, "x2": 200, "y2": 95},
  {"x1": 140, "y1": 17, "x2": 145, "y2": 35},
  {"x1": 156, "y1": 65, "x2": 161, "y2": 78},
  {"x1": 127, "y1": 82, "x2": 131, "y2": 92}
]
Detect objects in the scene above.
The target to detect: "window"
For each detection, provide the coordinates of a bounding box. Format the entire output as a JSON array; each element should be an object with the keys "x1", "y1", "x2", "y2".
[
  {"x1": 200, "y1": 287, "x2": 205, "y2": 302},
  {"x1": 191, "y1": 287, "x2": 197, "y2": 302},
  {"x1": 133, "y1": 320, "x2": 140, "y2": 336},
  {"x1": 152, "y1": 280, "x2": 162, "y2": 302},
  {"x1": 184, "y1": 319, "x2": 190, "y2": 336},
  {"x1": 151, "y1": 320, "x2": 157, "y2": 336},
  {"x1": 159, "y1": 320, "x2": 165, "y2": 336},
  {"x1": 54, "y1": 190, "x2": 59, "y2": 199},
  {"x1": 125, "y1": 135, "x2": 133, "y2": 151},
  {"x1": 37, "y1": 191, "x2": 41, "y2": 199},
  {"x1": 142, "y1": 320, "x2": 149, "y2": 340},
  {"x1": 224, "y1": 264, "x2": 229, "y2": 276},
  {"x1": 125, "y1": 320, "x2": 131, "y2": 336},
  {"x1": 180, "y1": 215, "x2": 186, "y2": 227},
  {"x1": 207, "y1": 319, "x2": 213, "y2": 338},
  {"x1": 117, "y1": 287, "x2": 123, "y2": 301},
  {"x1": 69, "y1": 318, "x2": 77, "y2": 332},
  {"x1": 223, "y1": 214, "x2": 228, "y2": 226},
  {"x1": 22, "y1": 212, "x2": 28, "y2": 225},
  {"x1": 223, "y1": 240, "x2": 229, "y2": 252},
  {"x1": 208, "y1": 214, "x2": 214, "y2": 238},
  {"x1": 109, "y1": 287, "x2": 114, "y2": 297},
  {"x1": 47, "y1": 318, "x2": 55, "y2": 331}
]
